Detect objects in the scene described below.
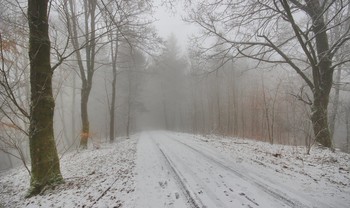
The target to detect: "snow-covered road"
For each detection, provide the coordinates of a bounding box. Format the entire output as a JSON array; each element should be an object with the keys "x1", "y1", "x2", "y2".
[
  {"x1": 1, "y1": 131, "x2": 349, "y2": 207},
  {"x1": 135, "y1": 131, "x2": 332, "y2": 208}
]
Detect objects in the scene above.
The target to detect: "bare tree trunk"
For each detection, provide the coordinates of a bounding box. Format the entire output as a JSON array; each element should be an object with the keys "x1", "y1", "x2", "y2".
[
  {"x1": 346, "y1": 107, "x2": 350, "y2": 153},
  {"x1": 311, "y1": 96, "x2": 332, "y2": 147},
  {"x1": 126, "y1": 67, "x2": 132, "y2": 139},
  {"x1": 200, "y1": 84, "x2": 206, "y2": 133},
  {"x1": 215, "y1": 72, "x2": 221, "y2": 133},
  {"x1": 27, "y1": 0, "x2": 63, "y2": 197},
  {"x1": 233, "y1": 85, "x2": 238, "y2": 136},
  {"x1": 190, "y1": 75, "x2": 197, "y2": 133},
  {"x1": 179, "y1": 104, "x2": 185, "y2": 131},
  {"x1": 109, "y1": 71, "x2": 117, "y2": 142},
  {"x1": 240, "y1": 89, "x2": 245, "y2": 137},
  {"x1": 227, "y1": 82, "x2": 232, "y2": 135},
  {"x1": 126, "y1": 103, "x2": 131, "y2": 139},
  {"x1": 161, "y1": 81, "x2": 169, "y2": 130},
  {"x1": 67, "y1": 0, "x2": 97, "y2": 149},
  {"x1": 71, "y1": 72, "x2": 76, "y2": 141},
  {"x1": 207, "y1": 82, "x2": 213, "y2": 133},
  {"x1": 230, "y1": 61, "x2": 238, "y2": 136},
  {"x1": 109, "y1": 35, "x2": 118, "y2": 143},
  {"x1": 80, "y1": 86, "x2": 90, "y2": 147},
  {"x1": 262, "y1": 78, "x2": 272, "y2": 143},
  {"x1": 305, "y1": 0, "x2": 333, "y2": 148},
  {"x1": 271, "y1": 81, "x2": 281, "y2": 144},
  {"x1": 250, "y1": 93, "x2": 257, "y2": 138},
  {"x1": 329, "y1": 68, "x2": 341, "y2": 138},
  {"x1": 59, "y1": 89, "x2": 69, "y2": 146}
]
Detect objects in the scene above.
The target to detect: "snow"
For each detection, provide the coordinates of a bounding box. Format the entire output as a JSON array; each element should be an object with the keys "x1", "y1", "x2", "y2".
[
  {"x1": 135, "y1": 132, "x2": 188, "y2": 208},
  {"x1": 1, "y1": 131, "x2": 349, "y2": 208},
  {"x1": 185, "y1": 133, "x2": 350, "y2": 207},
  {"x1": 0, "y1": 137, "x2": 137, "y2": 208},
  {"x1": 190, "y1": 136, "x2": 350, "y2": 207}
]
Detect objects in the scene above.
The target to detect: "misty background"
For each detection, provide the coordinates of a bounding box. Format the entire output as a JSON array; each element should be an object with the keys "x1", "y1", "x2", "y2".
[{"x1": 1, "y1": 0, "x2": 350, "y2": 171}]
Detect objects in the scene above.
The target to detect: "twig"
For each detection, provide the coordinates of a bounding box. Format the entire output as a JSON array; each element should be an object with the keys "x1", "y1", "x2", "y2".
[{"x1": 89, "y1": 177, "x2": 119, "y2": 207}]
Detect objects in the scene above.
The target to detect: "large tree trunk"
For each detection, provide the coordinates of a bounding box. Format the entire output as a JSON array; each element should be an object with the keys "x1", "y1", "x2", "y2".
[
  {"x1": 27, "y1": 0, "x2": 63, "y2": 197},
  {"x1": 306, "y1": 0, "x2": 334, "y2": 148},
  {"x1": 311, "y1": 95, "x2": 332, "y2": 148}
]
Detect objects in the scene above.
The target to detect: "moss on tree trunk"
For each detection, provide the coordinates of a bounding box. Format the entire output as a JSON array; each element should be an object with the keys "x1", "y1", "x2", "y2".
[{"x1": 27, "y1": 0, "x2": 63, "y2": 197}]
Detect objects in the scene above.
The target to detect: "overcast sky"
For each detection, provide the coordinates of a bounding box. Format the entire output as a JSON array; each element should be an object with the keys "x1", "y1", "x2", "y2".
[{"x1": 153, "y1": 1, "x2": 196, "y2": 53}]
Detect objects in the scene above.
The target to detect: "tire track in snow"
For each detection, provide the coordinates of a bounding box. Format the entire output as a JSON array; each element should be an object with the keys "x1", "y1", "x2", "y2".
[
  {"x1": 166, "y1": 134, "x2": 317, "y2": 208},
  {"x1": 149, "y1": 135, "x2": 203, "y2": 208},
  {"x1": 153, "y1": 134, "x2": 276, "y2": 208}
]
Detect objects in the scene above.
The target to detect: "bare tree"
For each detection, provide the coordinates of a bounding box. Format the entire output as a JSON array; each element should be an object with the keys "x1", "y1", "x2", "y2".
[
  {"x1": 0, "y1": 0, "x2": 82, "y2": 175},
  {"x1": 96, "y1": 0, "x2": 158, "y2": 142},
  {"x1": 0, "y1": 19, "x2": 30, "y2": 172},
  {"x1": 65, "y1": 0, "x2": 100, "y2": 148},
  {"x1": 262, "y1": 77, "x2": 282, "y2": 144},
  {"x1": 328, "y1": 1, "x2": 350, "y2": 139},
  {"x1": 100, "y1": 0, "x2": 145, "y2": 142},
  {"x1": 123, "y1": 47, "x2": 147, "y2": 139},
  {"x1": 101, "y1": 12, "x2": 120, "y2": 142},
  {"x1": 187, "y1": 0, "x2": 350, "y2": 148}
]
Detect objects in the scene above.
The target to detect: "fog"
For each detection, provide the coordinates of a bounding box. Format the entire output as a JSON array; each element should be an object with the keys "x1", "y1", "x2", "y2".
[{"x1": 1, "y1": 0, "x2": 350, "y2": 171}]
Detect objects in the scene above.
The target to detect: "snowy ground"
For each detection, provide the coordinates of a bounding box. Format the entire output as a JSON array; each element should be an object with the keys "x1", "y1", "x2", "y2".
[
  {"x1": 136, "y1": 132, "x2": 350, "y2": 208},
  {"x1": 1, "y1": 131, "x2": 349, "y2": 207},
  {"x1": 0, "y1": 137, "x2": 137, "y2": 208}
]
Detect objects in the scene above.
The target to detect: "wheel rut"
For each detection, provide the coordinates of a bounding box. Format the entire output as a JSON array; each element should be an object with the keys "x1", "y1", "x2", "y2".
[
  {"x1": 150, "y1": 136, "x2": 204, "y2": 208},
  {"x1": 157, "y1": 133, "x2": 316, "y2": 208}
]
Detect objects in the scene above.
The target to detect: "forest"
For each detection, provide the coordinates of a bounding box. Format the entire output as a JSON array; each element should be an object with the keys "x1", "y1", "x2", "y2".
[{"x1": 1, "y1": 0, "x2": 350, "y2": 200}]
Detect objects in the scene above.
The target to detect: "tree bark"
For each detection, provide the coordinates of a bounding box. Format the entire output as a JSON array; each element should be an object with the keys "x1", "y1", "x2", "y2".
[
  {"x1": 27, "y1": 0, "x2": 63, "y2": 197},
  {"x1": 305, "y1": 0, "x2": 334, "y2": 148},
  {"x1": 126, "y1": 69, "x2": 131, "y2": 139},
  {"x1": 79, "y1": 0, "x2": 97, "y2": 149},
  {"x1": 80, "y1": 84, "x2": 91, "y2": 148},
  {"x1": 59, "y1": 88, "x2": 69, "y2": 146},
  {"x1": 109, "y1": 67, "x2": 117, "y2": 142},
  {"x1": 71, "y1": 72, "x2": 76, "y2": 142},
  {"x1": 67, "y1": 0, "x2": 97, "y2": 149},
  {"x1": 311, "y1": 92, "x2": 333, "y2": 148},
  {"x1": 329, "y1": 68, "x2": 341, "y2": 137},
  {"x1": 215, "y1": 72, "x2": 221, "y2": 133},
  {"x1": 109, "y1": 36, "x2": 118, "y2": 143},
  {"x1": 346, "y1": 108, "x2": 350, "y2": 153},
  {"x1": 161, "y1": 81, "x2": 169, "y2": 130}
]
